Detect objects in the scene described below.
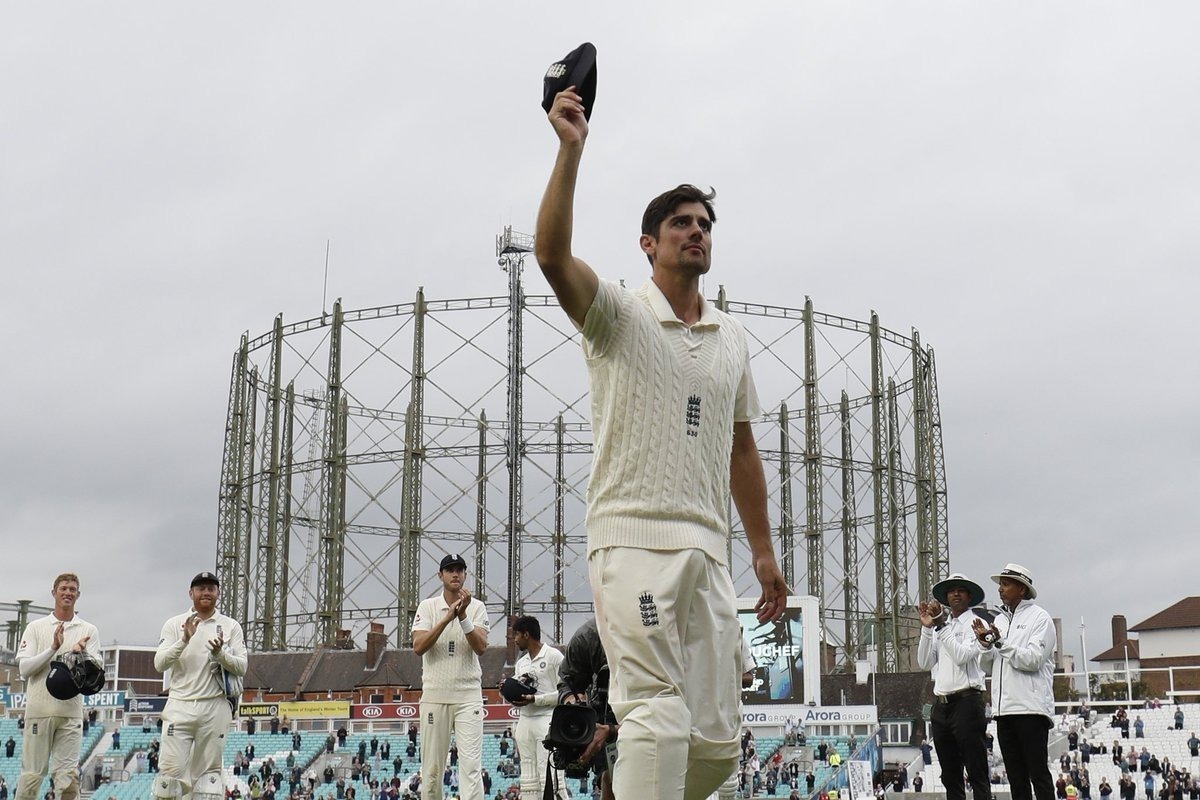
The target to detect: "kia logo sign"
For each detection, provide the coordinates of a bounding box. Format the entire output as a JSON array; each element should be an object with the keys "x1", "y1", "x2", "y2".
[
  {"x1": 362, "y1": 706, "x2": 383, "y2": 718},
  {"x1": 398, "y1": 705, "x2": 417, "y2": 717},
  {"x1": 508, "y1": 707, "x2": 520, "y2": 719}
]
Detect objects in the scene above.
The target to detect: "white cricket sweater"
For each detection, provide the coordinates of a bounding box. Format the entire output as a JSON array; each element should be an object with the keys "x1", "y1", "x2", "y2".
[
  {"x1": 412, "y1": 595, "x2": 490, "y2": 704},
  {"x1": 154, "y1": 610, "x2": 247, "y2": 701},
  {"x1": 581, "y1": 279, "x2": 761, "y2": 564},
  {"x1": 16, "y1": 613, "x2": 101, "y2": 718}
]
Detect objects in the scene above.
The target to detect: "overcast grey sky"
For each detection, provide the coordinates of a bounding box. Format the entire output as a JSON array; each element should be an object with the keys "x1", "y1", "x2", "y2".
[{"x1": 3, "y1": 3, "x2": 1197, "y2": 672}]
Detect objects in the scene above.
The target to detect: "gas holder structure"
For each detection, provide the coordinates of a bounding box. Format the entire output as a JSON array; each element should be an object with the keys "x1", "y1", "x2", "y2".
[{"x1": 216, "y1": 228, "x2": 951, "y2": 674}]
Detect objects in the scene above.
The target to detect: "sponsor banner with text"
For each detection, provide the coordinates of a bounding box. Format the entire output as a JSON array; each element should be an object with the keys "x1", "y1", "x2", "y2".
[
  {"x1": 1, "y1": 689, "x2": 126, "y2": 709},
  {"x1": 741, "y1": 704, "x2": 878, "y2": 727},
  {"x1": 125, "y1": 697, "x2": 168, "y2": 713},
  {"x1": 351, "y1": 703, "x2": 521, "y2": 723},
  {"x1": 240, "y1": 701, "x2": 352, "y2": 719}
]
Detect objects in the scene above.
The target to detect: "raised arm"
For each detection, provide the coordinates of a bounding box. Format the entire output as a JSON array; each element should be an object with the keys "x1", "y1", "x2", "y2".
[{"x1": 534, "y1": 87, "x2": 599, "y2": 328}]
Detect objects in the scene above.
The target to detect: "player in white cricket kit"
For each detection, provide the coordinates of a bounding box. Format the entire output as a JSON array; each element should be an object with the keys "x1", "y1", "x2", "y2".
[
  {"x1": 709, "y1": 631, "x2": 758, "y2": 800},
  {"x1": 153, "y1": 572, "x2": 247, "y2": 800},
  {"x1": 15, "y1": 573, "x2": 101, "y2": 800},
  {"x1": 412, "y1": 554, "x2": 490, "y2": 800},
  {"x1": 536, "y1": 80, "x2": 789, "y2": 800},
  {"x1": 506, "y1": 616, "x2": 566, "y2": 800}
]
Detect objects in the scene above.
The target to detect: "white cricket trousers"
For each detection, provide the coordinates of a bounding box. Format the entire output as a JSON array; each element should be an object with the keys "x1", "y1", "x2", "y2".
[
  {"x1": 16, "y1": 717, "x2": 81, "y2": 800},
  {"x1": 590, "y1": 547, "x2": 741, "y2": 800},
  {"x1": 515, "y1": 711, "x2": 566, "y2": 800},
  {"x1": 152, "y1": 697, "x2": 232, "y2": 800},
  {"x1": 419, "y1": 700, "x2": 483, "y2": 800}
]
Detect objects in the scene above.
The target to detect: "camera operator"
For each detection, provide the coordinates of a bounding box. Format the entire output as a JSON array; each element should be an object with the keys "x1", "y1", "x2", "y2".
[{"x1": 556, "y1": 618, "x2": 616, "y2": 800}]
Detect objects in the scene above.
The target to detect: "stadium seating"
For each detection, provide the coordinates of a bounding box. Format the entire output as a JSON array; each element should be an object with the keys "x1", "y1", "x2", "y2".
[
  {"x1": 912, "y1": 703, "x2": 1200, "y2": 797},
  {"x1": 0, "y1": 716, "x2": 106, "y2": 798}
]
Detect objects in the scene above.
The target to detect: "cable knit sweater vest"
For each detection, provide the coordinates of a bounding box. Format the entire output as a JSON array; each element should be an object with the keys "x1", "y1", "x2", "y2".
[{"x1": 580, "y1": 279, "x2": 760, "y2": 565}]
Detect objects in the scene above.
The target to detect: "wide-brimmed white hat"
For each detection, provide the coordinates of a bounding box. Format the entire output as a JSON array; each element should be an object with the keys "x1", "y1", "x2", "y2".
[
  {"x1": 932, "y1": 573, "x2": 985, "y2": 607},
  {"x1": 991, "y1": 563, "x2": 1037, "y2": 600}
]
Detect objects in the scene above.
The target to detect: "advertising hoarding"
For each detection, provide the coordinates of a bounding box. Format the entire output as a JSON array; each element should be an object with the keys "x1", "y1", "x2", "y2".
[{"x1": 738, "y1": 594, "x2": 820, "y2": 707}]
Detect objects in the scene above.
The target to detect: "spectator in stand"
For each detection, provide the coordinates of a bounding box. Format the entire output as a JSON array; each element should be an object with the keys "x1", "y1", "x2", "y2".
[
  {"x1": 1174, "y1": 710, "x2": 1185, "y2": 731},
  {"x1": 1142, "y1": 773, "x2": 1154, "y2": 800},
  {"x1": 1135, "y1": 717, "x2": 1145, "y2": 739}
]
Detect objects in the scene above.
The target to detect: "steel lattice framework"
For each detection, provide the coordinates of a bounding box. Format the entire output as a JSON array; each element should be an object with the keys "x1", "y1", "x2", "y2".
[{"x1": 216, "y1": 228, "x2": 952, "y2": 672}]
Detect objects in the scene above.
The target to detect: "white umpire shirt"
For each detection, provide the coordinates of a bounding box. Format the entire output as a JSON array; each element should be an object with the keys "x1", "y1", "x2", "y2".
[{"x1": 916, "y1": 609, "x2": 987, "y2": 696}]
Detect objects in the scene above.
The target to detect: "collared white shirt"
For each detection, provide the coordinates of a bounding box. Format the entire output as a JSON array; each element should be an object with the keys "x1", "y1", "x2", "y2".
[
  {"x1": 916, "y1": 609, "x2": 986, "y2": 695},
  {"x1": 513, "y1": 644, "x2": 565, "y2": 718}
]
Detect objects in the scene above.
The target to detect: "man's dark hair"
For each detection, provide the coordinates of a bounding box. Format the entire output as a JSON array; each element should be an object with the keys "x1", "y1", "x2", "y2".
[
  {"x1": 512, "y1": 615, "x2": 541, "y2": 640},
  {"x1": 641, "y1": 184, "x2": 716, "y2": 264}
]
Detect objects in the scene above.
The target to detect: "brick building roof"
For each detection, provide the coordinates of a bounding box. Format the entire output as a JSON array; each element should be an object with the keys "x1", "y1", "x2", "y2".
[
  {"x1": 1129, "y1": 597, "x2": 1200, "y2": 633},
  {"x1": 1091, "y1": 639, "x2": 1139, "y2": 663},
  {"x1": 244, "y1": 647, "x2": 513, "y2": 696},
  {"x1": 821, "y1": 672, "x2": 932, "y2": 722}
]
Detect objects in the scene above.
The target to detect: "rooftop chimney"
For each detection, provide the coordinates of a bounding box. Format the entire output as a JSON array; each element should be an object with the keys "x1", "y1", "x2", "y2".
[
  {"x1": 366, "y1": 622, "x2": 386, "y2": 668},
  {"x1": 1112, "y1": 615, "x2": 1128, "y2": 647}
]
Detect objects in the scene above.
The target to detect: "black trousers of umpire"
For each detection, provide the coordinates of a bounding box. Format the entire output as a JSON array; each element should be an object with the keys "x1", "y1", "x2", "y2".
[
  {"x1": 930, "y1": 689, "x2": 992, "y2": 800},
  {"x1": 996, "y1": 714, "x2": 1055, "y2": 800}
]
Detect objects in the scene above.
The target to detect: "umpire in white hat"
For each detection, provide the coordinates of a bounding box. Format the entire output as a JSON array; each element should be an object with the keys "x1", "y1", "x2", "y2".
[
  {"x1": 916, "y1": 573, "x2": 992, "y2": 800},
  {"x1": 974, "y1": 563, "x2": 1056, "y2": 800}
]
